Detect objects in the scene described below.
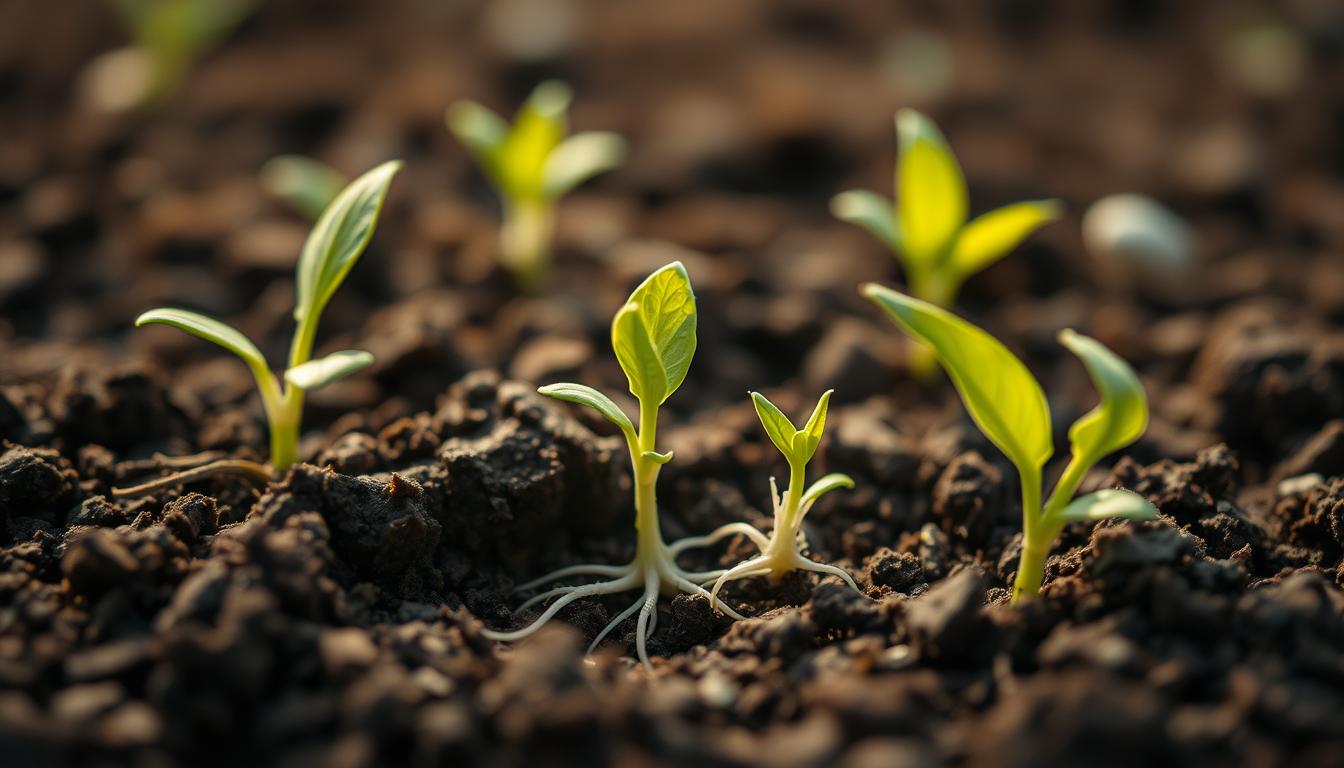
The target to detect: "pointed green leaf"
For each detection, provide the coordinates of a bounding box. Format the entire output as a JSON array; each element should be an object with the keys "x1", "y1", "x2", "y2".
[
  {"x1": 792, "y1": 389, "x2": 833, "y2": 463},
  {"x1": 1058, "y1": 329, "x2": 1148, "y2": 466},
  {"x1": 537, "y1": 383, "x2": 635, "y2": 441},
  {"x1": 499, "y1": 81, "x2": 571, "y2": 199},
  {"x1": 831, "y1": 190, "x2": 899, "y2": 252},
  {"x1": 541, "y1": 131, "x2": 626, "y2": 198},
  {"x1": 863, "y1": 284, "x2": 1052, "y2": 476},
  {"x1": 950, "y1": 200, "x2": 1062, "y2": 279},
  {"x1": 295, "y1": 160, "x2": 401, "y2": 324},
  {"x1": 446, "y1": 101, "x2": 509, "y2": 184},
  {"x1": 611, "y1": 262, "x2": 697, "y2": 405},
  {"x1": 1056, "y1": 488, "x2": 1158, "y2": 523},
  {"x1": 800, "y1": 472, "x2": 854, "y2": 510},
  {"x1": 136, "y1": 307, "x2": 267, "y2": 372},
  {"x1": 283, "y1": 349, "x2": 373, "y2": 390},
  {"x1": 260, "y1": 155, "x2": 347, "y2": 221},
  {"x1": 896, "y1": 109, "x2": 967, "y2": 265},
  {"x1": 750, "y1": 391, "x2": 798, "y2": 461}
]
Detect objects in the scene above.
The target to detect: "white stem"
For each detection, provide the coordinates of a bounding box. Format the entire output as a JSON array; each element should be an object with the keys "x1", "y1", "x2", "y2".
[
  {"x1": 481, "y1": 573, "x2": 639, "y2": 642},
  {"x1": 514, "y1": 563, "x2": 629, "y2": 592}
]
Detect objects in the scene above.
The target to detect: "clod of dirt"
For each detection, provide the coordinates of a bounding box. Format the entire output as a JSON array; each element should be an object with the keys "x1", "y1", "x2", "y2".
[
  {"x1": 904, "y1": 567, "x2": 989, "y2": 663},
  {"x1": 0, "y1": 445, "x2": 79, "y2": 543},
  {"x1": 866, "y1": 547, "x2": 926, "y2": 594},
  {"x1": 931, "y1": 450, "x2": 1006, "y2": 545}
]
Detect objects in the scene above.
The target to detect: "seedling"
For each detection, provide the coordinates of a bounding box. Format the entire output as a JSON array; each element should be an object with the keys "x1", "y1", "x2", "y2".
[
  {"x1": 484, "y1": 262, "x2": 763, "y2": 667},
  {"x1": 833, "y1": 110, "x2": 1061, "y2": 374},
  {"x1": 447, "y1": 81, "x2": 626, "y2": 292},
  {"x1": 709, "y1": 390, "x2": 858, "y2": 606},
  {"x1": 105, "y1": 0, "x2": 255, "y2": 108},
  {"x1": 863, "y1": 285, "x2": 1158, "y2": 603},
  {"x1": 116, "y1": 162, "x2": 401, "y2": 494},
  {"x1": 260, "y1": 155, "x2": 347, "y2": 221}
]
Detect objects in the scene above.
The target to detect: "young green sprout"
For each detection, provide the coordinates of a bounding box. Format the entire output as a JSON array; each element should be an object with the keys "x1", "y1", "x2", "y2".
[
  {"x1": 485, "y1": 262, "x2": 761, "y2": 667},
  {"x1": 260, "y1": 155, "x2": 347, "y2": 221},
  {"x1": 117, "y1": 162, "x2": 400, "y2": 493},
  {"x1": 833, "y1": 110, "x2": 1061, "y2": 374},
  {"x1": 447, "y1": 81, "x2": 626, "y2": 292},
  {"x1": 709, "y1": 390, "x2": 858, "y2": 607},
  {"x1": 101, "y1": 0, "x2": 255, "y2": 109},
  {"x1": 863, "y1": 285, "x2": 1158, "y2": 604}
]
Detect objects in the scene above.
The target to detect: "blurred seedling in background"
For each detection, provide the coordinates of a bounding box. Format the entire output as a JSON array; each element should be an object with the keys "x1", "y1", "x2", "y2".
[
  {"x1": 84, "y1": 0, "x2": 254, "y2": 112},
  {"x1": 115, "y1": 162, "x2": 401, "y2": 495},
  {"x1": 447, "y1": 81, "x2": 626, "y2": 292},
  {"x1": 485, "y1": 262, "x2": 759, "y2": 667},
  {"x1": 833, "y1": 110, "x2": 1061, "y2": 376},
  {"x1": 710, "y1": 390, "x2": 858, "y2": 607},
  {"x1": 864, "y1": 285, "x2": 1158, "y2": 604},
  {"x1": 260, "y1": 156, "x2": 347, "y2": 221}
]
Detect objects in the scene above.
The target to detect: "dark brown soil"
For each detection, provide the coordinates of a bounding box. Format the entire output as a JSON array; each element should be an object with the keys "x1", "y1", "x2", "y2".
[{"x1": 3, "y1": 1, "x2": 1344, "y2": 766}]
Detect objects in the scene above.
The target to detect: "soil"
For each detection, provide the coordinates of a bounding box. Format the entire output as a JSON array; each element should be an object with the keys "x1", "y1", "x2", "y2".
[{"x1": 3, "y1": 1, "x2": 1344, "y2": 766}]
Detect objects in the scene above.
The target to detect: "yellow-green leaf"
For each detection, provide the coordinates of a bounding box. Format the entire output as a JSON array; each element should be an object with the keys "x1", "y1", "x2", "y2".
[
  {"x1": 1056, "y1": 489, "x2": 1158, "y2": 523},
  {"x1": 792, "y1": 389, "x2": 832, "y2": 463},
  {"x1": 542, "y1": 131, "x2": 626, "y2": 198},
  {"x1": 446, "y1": 100, "x2": 509, "y2": 184},
  {"x1": 538, "y1": 382, "x2": 635, "y2": 443},
  {"x1": 831, "y1": 190, "x2": 899, "y2": 253},
  {"x1": 800, "y1": 472, "x2": 854, "y2": 512},
  {"x1": 751, "y1": 391, "x2": 797, "y2": 460},
  {"x1": 895, "y1": 109, "x2": 966, "y2": 265},
  {"x1": 136, "y1": 307, "x2": 270, "y2": 384},
  {"x1": 611, "y1": 262, "x2": 697, "y2": 406},
  {"x1": 260, "y1": 155, "x2": 347, "y2": 221},
  {"x1": 864, "y1": 284, "x2": 1052, "y2": 476},
  {"x1": 295, "y1": 160, "x2": 401, "y2": 324},
  {"x1": 283, "y1": 349, "x2": 373, "y2": 391},
  {"x1": 950, "y1": 199, "x2": 1062, "y2": 279},
  {"x1": 499, "y1": 81, "x2": 571, "y2": 200},
  {"x1": 1058, "y1": 329, "x2": 1148, "y2": 466}
]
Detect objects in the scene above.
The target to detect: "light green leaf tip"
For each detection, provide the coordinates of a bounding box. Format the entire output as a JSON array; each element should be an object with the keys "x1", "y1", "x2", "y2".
[
  {"x1": 612, "y1": 262, "x2": 697, "y2": 406},
  {"x1": 446, "y1": 101, "x2": 509, "y2": 175},
  {"x1": 259, "y1": 155, "x2": 347, "y2": 221},
  {"x1": 295, "y1": 160, "x2": 402, "y2": 323},
  {"x1": 542, "y1": 131, "x2": 626, "y2": 198},
  {"x1": 537, "y1": 382, "x2": 635, "y2": 439},
  {"x1": 1056, "y1": 488, "x2": 1158, "y2": 523},
  {"x1": 1058, "y1": 329, "x2": 1148, "y2": 465},
  {"x1": 793, "y1": 389, "x2": 832, "y2": 463},
  {"x1": 951, "y1": 199, "x2": 1062, "y2": 278},
  {"x1": 831, "y1": 190, "x2": 899, "y2": 252},
  {"x1": 800, "y1": 472, "x2": 854, "y2": 509},
  {"x1": 284, "y1": 349, "x2": 374, "y2": 390},
  {"x1": 750, "y1": 391, "x2": 797, "y2": 460},
  {"x1": 863, "y1": 284, "x2": 1052, "y2": 475},
  {"x1": 895, "y1": 109, "x2": 966, "y2": 264},
  {"x1": 136, "y1": 307, "x2": 266, "y2": 369}
]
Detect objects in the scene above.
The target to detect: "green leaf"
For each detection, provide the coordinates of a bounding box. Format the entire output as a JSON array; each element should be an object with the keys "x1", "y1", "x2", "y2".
[
  {"x1": 895, "y1": 109, "x2": 966, "y2": 265},
  {"x1": 294, "y1": 160, "x2": 401, "y2": 324},
  {"x1": 800, "y1": 472, "x2": 854, "y2": 509},
  {"x1": 863, "y1": 284, "x2": 1052, "y2": 476},
  {"x1": 260, "y1": 155, "x2": 347, "y2": 221},
  {"x1": 1058, "y1": 329, "x2": 1148, "y2": 466},
  {"x1": 541, "y1": 131, "x2": 626, "y2": 198},
  {"x1": 611, "y1": 262, "x2": 697, "y2": 405},
  {"x1": 537, "y1": 383, "x2": 635, "y2": 440},
  {"x1": 499, "y1": 81, "x2": 571, "y2": 199},
  {"x1": 1056, "y1": 489, "x2": 1158, "y2": 523},
  {"x1": 136, "y1": 307, "x2": 267, "y2": 374},
  {"x1": 831, "y1": 190, "x2": 899, "y2": 252},
  {"x1": 792, "y1": 389, "x2": 833, "y2": 463},
  {"x1": 642, "y1": 450, "x2": 674, "y2": 465},
  {"x1": 950, "y1": 200, "x2": 1062, "y2": 279},
  {"x1": 283, "y1": 349, "x2": 374, "y2": 390},
  {"x1": 446, "y1": 100, "x2": 509, "y2": 183},
  {"x1": 750, "y1": 391, "x2": 798, "y2": 461}
]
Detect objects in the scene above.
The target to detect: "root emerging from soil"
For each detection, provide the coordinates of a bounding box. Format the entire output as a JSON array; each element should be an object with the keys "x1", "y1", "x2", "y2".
[{"x1": 111, "y1": 456, "x2": 275, "y2": 497}]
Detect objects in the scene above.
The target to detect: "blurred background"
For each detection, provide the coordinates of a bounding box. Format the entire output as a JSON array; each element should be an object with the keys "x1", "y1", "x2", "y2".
[{"x1": 0, "y1": 0, "x2": 1341, "y2": 473}]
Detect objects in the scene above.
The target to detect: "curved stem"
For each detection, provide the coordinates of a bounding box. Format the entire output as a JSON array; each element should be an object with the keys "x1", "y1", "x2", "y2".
[
  {"x1": 1010, "y1": 465, "x2": 1046, "y2": 604},
  {"x1": 667, "y1": 522, "x2": 770, "y2": 556},
  {"x1": 793, "y1": 556, "x2": 862, "y2": 593}
]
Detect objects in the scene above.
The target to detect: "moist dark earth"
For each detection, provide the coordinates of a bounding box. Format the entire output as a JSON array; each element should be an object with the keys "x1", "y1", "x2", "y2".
[{"x1": 4, "y1": 1, "x2": 1344, "y2": 766}]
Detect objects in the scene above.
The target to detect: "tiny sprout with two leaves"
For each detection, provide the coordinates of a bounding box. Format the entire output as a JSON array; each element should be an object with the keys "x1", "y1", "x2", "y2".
[
  {"x1": 833, "y1": 110, "x2": 1061, "y2": 374},
  {"x1": 863, "y1": 284, "x2": 1159, "y2": 604},
  {"x1": 710, "y1": 390, "x2": 858, "y2": 605},
  {"x1": 448, "y1": 81, "x2": 626, "y2": 292},
  {"x1": 129, "y1": 161, "x2": 401, "y2": 484},
  {"x1": 483, "y1": 262, "x2": 760, "y2": 667}
]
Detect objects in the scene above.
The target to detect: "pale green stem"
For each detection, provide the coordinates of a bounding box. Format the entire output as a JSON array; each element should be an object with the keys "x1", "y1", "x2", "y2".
[
  {"x1": 1010, "y1": 466, "x2": 1045, "y2": 604},
  {"x1": 633, "y1": 397, "x2": 667, "y2": 564},
  {"x1": 501, "y1": 197, "x2": 555, "y2": 293},
  {"x1": 765, "y1": 460, "x2": 808, "y2": 579}
]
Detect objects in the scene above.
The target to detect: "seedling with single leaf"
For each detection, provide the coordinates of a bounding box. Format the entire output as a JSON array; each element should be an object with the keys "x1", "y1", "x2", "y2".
[
  {"x1": 483, "y1": 262, "x2": 762, "y2": 667},
  {"x1": 116, "y1": 162, "x2": 401, "y2": 495},
  {"x1": 447, "y1": 81, "x2": 626, "y2": 292},
  {"x1": 833, "y1": 110, "x2": 1061, "y2": 374},
  {"x1": 709, "y1": 390, "x2": 858, "y2": 607},
  {"x1": 863, "y1": 285, "x2": 1158, "y2": 603}
]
